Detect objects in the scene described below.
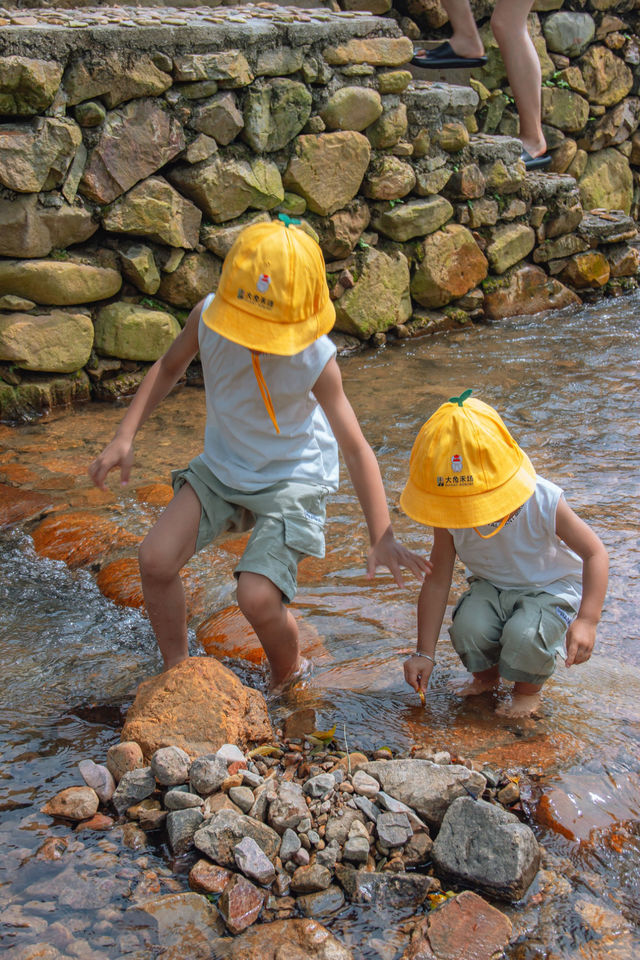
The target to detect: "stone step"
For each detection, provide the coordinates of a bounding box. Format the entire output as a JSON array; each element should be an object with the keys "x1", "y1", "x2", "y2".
[{"x1": 404, "y1": 80, "x2": 478, "y2": 133}]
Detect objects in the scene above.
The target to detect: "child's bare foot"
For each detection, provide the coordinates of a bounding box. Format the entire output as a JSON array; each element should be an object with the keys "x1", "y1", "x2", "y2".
[
  {"x1": 268, "y1": 656, "x2": 311, "y2": 697},
  {"x1": 496, "y1": 692, "x2": 542, "y2": 717},
  {"x1": 451, "y1": 675, "x2": 499, "y2": 697}
]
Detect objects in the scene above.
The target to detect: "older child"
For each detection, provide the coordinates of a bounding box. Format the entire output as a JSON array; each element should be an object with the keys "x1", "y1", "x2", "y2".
[
  {"x1": 401, "y1": 390, "x2": 608, "y2": 717},
  {"x1": 89, "y1": 217, "x2": 427, "y2": 689}
]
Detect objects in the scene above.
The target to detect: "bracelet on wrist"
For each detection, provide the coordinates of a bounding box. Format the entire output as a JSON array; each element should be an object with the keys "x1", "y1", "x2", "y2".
[{"x1": 408, "y1": 652, "x2": 435, "y2": 664}]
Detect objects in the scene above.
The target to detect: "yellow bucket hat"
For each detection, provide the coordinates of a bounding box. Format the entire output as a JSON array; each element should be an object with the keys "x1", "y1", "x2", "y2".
[
  {"x1": 202, "y1": 216, "x2": 335, "y2": 434},
  {"x1": 400, "y1": 390, "x2": 537, "y2": 534}
]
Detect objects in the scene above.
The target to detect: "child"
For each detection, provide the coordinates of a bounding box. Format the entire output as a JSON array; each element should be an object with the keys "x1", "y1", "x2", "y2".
[
  {"x1": 400, "y1": 390, "x2": 608, "y2": 717},
  {"x1": 89, "y1": 217, "x2": 427, "y2": 690}
]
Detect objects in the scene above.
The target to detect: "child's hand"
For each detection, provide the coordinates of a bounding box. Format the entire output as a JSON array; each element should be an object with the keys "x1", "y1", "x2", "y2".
[
  {"x1": 367, "y1": 526, "x2": 431, "y2": 587},
  {"x1": 404, "y1": 653, "x2": 434, "y2": 694},
  {"x1": 88, "y1": 437, "x2": 134, "y2": 490},
  {"x1": 565, "y1": 616, "x2": 596, "y2": 667}
]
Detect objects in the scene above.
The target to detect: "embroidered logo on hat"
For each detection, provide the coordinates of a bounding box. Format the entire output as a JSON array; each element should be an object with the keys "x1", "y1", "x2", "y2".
[
  {"x1": 451, "y1": 454, "x2": 463, "y2": 473},
  {"x1": 257, "y1": 273, "x2": 271, "y2": 293}
]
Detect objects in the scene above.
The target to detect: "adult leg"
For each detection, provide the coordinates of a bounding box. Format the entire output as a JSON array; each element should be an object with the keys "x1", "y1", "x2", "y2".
[
  {"x1": 138, "y1": 482, "x2": 201, "y2": 670},
  {"x1": 449, "y1": 580, "x2": 504, "y2": 696},
  {"x1": 236, "y1": 571, "x2": 301, "y2": 688},
  {"x1": 491, "y1": 0, "x2": 546, "y2": 158},
  {"x1": 441, "y1": 0, "x2": 485, "y2": 59}
]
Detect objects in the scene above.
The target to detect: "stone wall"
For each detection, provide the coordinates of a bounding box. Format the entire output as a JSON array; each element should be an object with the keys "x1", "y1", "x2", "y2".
[{"x1": 0, "y1": 3, "x2": 639, "y2": 419}]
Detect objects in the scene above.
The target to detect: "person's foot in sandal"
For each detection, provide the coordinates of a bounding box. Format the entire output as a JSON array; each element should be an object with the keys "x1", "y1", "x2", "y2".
[
  {"x1": 520, "y1": 147, "x2": 552, "y2": 171},
  {"x1": 412, "y1": 39, "x2": 487, "y2": 69}
]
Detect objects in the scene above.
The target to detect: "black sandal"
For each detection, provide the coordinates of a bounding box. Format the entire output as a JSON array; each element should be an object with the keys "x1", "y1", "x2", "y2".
[
  {"x1": 411, "y1": 41, "x2": 488, "y2": 70},
  {"x1": 521, "y1": 149, "x2": 552, "y2": 171}
]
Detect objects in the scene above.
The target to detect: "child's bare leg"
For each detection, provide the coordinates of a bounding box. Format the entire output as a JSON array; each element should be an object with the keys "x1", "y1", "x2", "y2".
[
  {"x1": 452, "y1": 664, "x2": 500, "y2": 696},
  {"x1": 138, "y1": 483, "x2": 201, "y2": 671},
  {"x1": 236, "y1": 571, "x2": 301, "y2": 688},
  {"x1": 496, "y1": 680, "x2": 543, "y2": 717}
]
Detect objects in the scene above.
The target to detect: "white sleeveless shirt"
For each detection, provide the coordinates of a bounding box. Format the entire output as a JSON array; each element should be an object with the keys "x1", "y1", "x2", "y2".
[
  {"x1": 449, "y1": 476, "x2": 582, "y2": 609},
  {"x1": 198, "y1": 294, "x2": 339, "y2": 492}
]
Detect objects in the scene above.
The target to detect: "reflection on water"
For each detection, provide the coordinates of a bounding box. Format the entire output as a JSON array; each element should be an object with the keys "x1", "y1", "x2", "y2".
[{"x1": 1, "y1": 294, "x2": 639, "y2": 957}]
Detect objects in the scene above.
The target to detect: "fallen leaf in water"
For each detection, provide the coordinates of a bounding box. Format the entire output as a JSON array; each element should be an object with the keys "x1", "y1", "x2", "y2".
[
  {"x1": 309, "y1": 722, "x2": 337, "y2": 744},
  {"x1": 246, "y1": 745, "x2": 283, "y2": 759}
]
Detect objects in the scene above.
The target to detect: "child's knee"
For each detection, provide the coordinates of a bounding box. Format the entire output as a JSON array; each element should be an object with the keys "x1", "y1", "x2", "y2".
[
  {"x1": 237, "y1": 572, "x2": 283, "y2": 625},
  {"x1": 138, "y1": 537, "x2": 176, "y2": 582}
]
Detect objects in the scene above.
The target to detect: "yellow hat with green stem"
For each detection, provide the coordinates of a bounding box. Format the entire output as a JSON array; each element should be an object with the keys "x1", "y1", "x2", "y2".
[{"x1": 400, "y1": 390, "x2": 536, "y2": 534}]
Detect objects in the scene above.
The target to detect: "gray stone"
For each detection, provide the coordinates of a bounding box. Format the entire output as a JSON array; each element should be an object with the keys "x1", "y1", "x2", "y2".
[
  {"x1": 194, "y1": 809, "x2": 281, "y2": 867},
  {"x1": 94, "y1": 303, "x2": 180, "y2": 362},
  {"x1": 191, "y1": 92, "x2": 244, "y2": 145},
  {"x1": 189, "y1": 755, "x2": 228, "y2": 796},
  {"x1": 432, "y1": 797, "x2": 540, "y2": 901},
  {"x1": 228, "y1": 786, "x2": 255, "y2": 814},
  {"x1": 353, "y1": 795, "x2": 380, "y2": 822},
  {"x1": 279, "y1": 827, "x2": 301, "y2": 862},
  {"x1": 151, "y1": 746, "x2": 191, "y2": 787},
  {"x1": 164, "y1": 789, "x2": 204, "y2": 811},
  {"x1": 233, "y1": 835, "x2": 276, "y2": 885},
  {"x1": 268, "y1": 781, "x2": 308, "y2": 834},
  {"x1": 77, "y1": 759, "x2": 115, "y2": 805},
  {"x1": 543, "y1": 12, "x2": 595, "y2": 57},
  {"x1": 112, "y1": 768, "x2": 156, "y2": 816},
  {"x1": 243, "y1": 78, "x2": 312, "y2": 152},
  {"x1": 296, "y1": 885, "x2": 345, "y2": 918},
  {"x1": 303, "y1": 774, "x2": 336, "y2": 799},
  {"x1": 340, "y1": 870, "x2": 439, "y2": 907},
  {"x1": 372, "y1": 196, "x2": 453, "y2": 242},
  {"x1": 167, "y1": 808, "x2": 204, "y2": 855},
  {"x1": 342, "y1": 836, "x2": 370, "y2": 864},
  {"x1": 352, "y1": 770, "x2": 380, "y2": 798},
  {"x1": 376, "y1": 811, "x2": 412, "y2": 848},
  {"x1": 360, "y1": 760, "x2": 486, "y2": 829}
]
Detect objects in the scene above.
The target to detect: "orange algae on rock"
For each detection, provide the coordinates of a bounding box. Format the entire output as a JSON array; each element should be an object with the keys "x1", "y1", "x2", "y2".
[
  {"x1": 0, "y1": 462, "x2": 41, "y2": 485},
  {"x1": 97, "y1": 556, "x2": 204, "y2": 618},
  {"x1": 135, "y1": 483, "x2": 174, "y2": 506},
  {"x1": 0, "y1": 483, "x2": 57, "y2": 527},
  {"x1": 197, "y1": 604, "x2": 330, "y2": 665},
  {"x1": 32, "y1": 510, "x2": 140, "y2": 568}
]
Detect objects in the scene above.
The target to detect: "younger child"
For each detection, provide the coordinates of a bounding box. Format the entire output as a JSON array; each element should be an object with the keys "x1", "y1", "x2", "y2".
[
  {"x1": 401, "y1": 390, "x2": 608, "y2": 717},
  {"x1": 89, "y1": 217, "x2": 427, "y2": 689}
]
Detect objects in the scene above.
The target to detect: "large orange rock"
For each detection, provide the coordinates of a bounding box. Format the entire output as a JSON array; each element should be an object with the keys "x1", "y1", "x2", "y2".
[
  {"x1": 484, "y1": 264, "x2": 581, "y2": 321},
  {"x1": 402, "y1": 890, "x2": 511, "y2": 960},
  {"x1": 0, "y1": 483, "x2": 56, "y2": 527},
  {"x1": 135, "y1": 482, "x2": 174, "y2": 506},
  {"x1": 196, "y1": 604, "x2": 330, "y2": 665},
  {"x1": 214, "y1": 917, "x2": 354, "y2": 959},
  {"x1": 120, "y1": 656, "x2": 273, "y2": 758},
  {"x1": 96, "y1": 556, "x2": 204, "y2": 618},
  {"x1": 32, "y1": 510, "x2": 140, "y2": 568}
]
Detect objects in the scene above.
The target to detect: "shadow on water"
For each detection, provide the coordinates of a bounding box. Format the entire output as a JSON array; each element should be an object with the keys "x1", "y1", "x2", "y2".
[{"x1": 1, "y1": 294, "x2": 639, "y2": 957}]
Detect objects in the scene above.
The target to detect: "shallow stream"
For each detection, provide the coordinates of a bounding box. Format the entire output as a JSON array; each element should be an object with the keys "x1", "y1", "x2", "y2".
[{"x1": 1, "y1": 295, "x2": 639, "y2": 958}]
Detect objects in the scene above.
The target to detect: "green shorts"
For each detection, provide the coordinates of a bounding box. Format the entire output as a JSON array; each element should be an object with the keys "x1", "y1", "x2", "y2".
[
  {"x1": 448, "y1": 577, "x2": 576, "y2": 685},
  {"x1": 172, "y1": 455, "x2": 329, "y2": 603}
]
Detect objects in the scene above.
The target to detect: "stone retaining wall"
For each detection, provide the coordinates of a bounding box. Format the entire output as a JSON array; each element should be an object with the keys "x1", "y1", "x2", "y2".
[{"x1": 0, "y1": 3, "x2": 639, "y2": 419}]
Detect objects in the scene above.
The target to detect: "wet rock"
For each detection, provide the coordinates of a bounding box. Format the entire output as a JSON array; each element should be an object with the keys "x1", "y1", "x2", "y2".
[
  {"x1": 402, "y1": 890, "x2": 512, "y2": 960},
  {"x1": 432, "y1": 796, "x2": 540, "y2": 901},
  {"x1": 75, "y1": 812, "x2": 114, "y2": 832},
  {"x1": 64, "y1": 52, "x2": 171, "y2": 108},
  {"x1": 334, "y1": 246, "x2": 411, "y2": 339},
  {"x1": 111, "y1": 767, "x2": 156, "y2": 816},
  {"x1": 234, "y1": 835, "x2": 276, "y2": 885},
  {"x1": 189, "y1": 860, "x2": 233, "y2": 895},
  {"x1": 296, "y1": 885, "x2": 345, "y2": 918},
  {"x1": 0, "y1": 260, "x2": 121, "y2": 307},
  {"x1": 78, "y1": 759, "x2": 115, "y2": 804},
  {"x1": 559, "y1": 251, "x2": 610, "y2": 289},
  {"x1": 0, "y1": 311, "x2": 93, "y2": 374},
  {"x1": 219, "y1": 874, "x2": 265, "y2": 934},
  {"x1": 211, "y1": 917, "x2": 354, "y2": 959},
  {"x1": 243, "y1": 79, "x2": 312, "y2": 151},
  {"x1": 121, "y1": 821, "x2": 148, "y2": 850},
  {"x1": 194, "y1": 809, "x2": 280, "y2": 867},
  {"x1": 483, "y1": 264, "x2": 580, "y2": 321},
  {"x1": 283, "y1": 131, "x2": 371, "y2": 216},
  {"x1": 79, "y1": 99, "x2": 185, "y2": 204},
  {"x1": 338, "y1": 868, "x2": 439, "y2": 907},
  {"x1": 136, "y1": 891, "x2": 224, "y2": 946},
  {"x1": 291, "y1": 863, "x2": 332, "y2": 894},
  {"x1": 95, "y1": 304, "x2": 180, "y2": 363},
  {"x1": 485, "y1": 223, "x2": 536, "y2": 275},
  {"x1": 106, "y1": 741, "x2": 144, "y2": 783},
  {"x1": 103, "y1": 176, "x2": 202, "y2": 249},
  {"x1": 410, "y1": 225, "x2": 488, "y2": 310},
  {"x1": 120, "y1": 657, "x2": 273, "y2": 758},
  {"x1": 167, "y1": 808, "x2": 204, "y2": 855},
  {"x1": 607, "y1": 243, "x2": 640, "y2": 278},
  {"x1": 41, "y1": 786, "x2": 99, "y2": 822}
]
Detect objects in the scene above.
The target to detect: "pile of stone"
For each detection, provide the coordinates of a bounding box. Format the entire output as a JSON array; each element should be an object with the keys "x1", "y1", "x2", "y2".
[{"x1": 41, "y1": 735, "x2": 541, "y2": 941}]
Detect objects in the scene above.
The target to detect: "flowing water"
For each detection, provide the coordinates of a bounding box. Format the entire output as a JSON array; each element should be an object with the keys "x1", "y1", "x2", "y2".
[{"x1": 1, "y1": 294, "x2": 639, "y2": 958}]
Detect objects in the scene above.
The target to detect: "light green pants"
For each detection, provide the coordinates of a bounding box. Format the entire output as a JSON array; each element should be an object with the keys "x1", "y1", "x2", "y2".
[
  {"x1": 172, "y1": 456, "x2": 329, "y2": 604},
  {"x1": 449, "y1": 578, "x2": 575, "y2": 685}
]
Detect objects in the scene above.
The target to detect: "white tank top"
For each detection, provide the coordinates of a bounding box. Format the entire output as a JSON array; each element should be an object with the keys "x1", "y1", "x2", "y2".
[
  {"x1": 449, "y1": 476, "x2": 582, "y2": 609},
  {"x1": 198, "y1": 294, "x2": 339, "y2": 492}
]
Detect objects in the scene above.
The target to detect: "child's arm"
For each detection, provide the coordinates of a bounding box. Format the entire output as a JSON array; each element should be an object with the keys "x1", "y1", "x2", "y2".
[
  {"x1": 555, "y1": 496, "x2": 608, "y2": 667},
  {"x1": 405, "y1": 527, "x2": 456, "y2": 694},
  {"x1": 312, "y1": 357, "x2": 430, "y2": 586},
  {"x1": 88, "y1": 300, "x2": 203, "y2": 490}
]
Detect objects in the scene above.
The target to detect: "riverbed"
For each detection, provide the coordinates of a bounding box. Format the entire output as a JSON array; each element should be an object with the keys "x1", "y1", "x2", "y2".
[{"x1": 1, "y1": 294, "x2": 639, "y2": 958}]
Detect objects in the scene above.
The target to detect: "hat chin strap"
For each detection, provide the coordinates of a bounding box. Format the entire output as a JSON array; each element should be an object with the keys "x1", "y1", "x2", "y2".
[
  {"x1": 473, "y1": 514, "x2": 509, "y2": 539},
  {"x1": 251, "y1": 351, "x2": 280, "y2": 434}
]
